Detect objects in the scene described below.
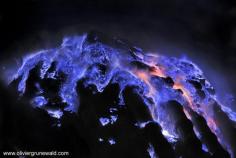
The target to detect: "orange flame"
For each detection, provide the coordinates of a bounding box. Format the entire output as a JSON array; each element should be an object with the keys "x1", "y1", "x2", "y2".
[
  {"x1": 134, "y1": 71, "x2": 156, "y2": 97},
  {"x1": 150, "y1": 66, "x2": 166, "y2": 78},
  {"x1": 173, "y1": 82, "x2": 193, "y2": 108}
]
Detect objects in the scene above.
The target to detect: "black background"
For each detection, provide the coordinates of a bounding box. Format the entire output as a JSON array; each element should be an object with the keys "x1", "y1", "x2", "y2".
[{"x1": 0, "y1": 0, "x2": 236, "y2": 100}]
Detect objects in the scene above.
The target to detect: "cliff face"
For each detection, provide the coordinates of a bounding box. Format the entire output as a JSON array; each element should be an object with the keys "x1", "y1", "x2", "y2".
[{"x1": 3, "y1": 32, "x2": 236, "y2": 158}]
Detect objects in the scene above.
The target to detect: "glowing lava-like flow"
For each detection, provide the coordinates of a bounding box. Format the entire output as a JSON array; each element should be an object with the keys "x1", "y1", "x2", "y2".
[
  {"x1": 133, "y1": 70, "x2": 156, "y2": 98},
  {"x1": 173, "y1": 82, "x2": 192, "y2": 105},
  {"x1": 5, "y1": 33, "x2": 236, "y2": 157}
]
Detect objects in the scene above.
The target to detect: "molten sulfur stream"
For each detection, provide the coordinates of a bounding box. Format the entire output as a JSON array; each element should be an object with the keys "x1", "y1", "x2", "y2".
[
  {"x1": 132, "y1": 64, "x2": 166, "y2": 120},
  {"x1": 133, "y1": 70, "x2": 157, "y2": 119},
  {"x1": 173, "y1": 81, "x2": 219, "y2": 141},
  {"x1": 133, "y1": 63, "x2": 222, "y2": 153}
]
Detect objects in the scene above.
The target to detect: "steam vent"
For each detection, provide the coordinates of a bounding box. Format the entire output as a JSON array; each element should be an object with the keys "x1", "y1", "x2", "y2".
[{"x1": 6, "y1": 32, "x2": 236, "y2": 158}]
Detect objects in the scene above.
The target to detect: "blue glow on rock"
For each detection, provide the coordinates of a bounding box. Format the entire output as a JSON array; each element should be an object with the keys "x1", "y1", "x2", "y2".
[
  {"x1": 98, "y1": 138, "x2": 104, "y2": 142},
  {"x1": 108, "y1": 138, "x2": 116, "y2": 145},
  {"x1": 161, "y1": 129, "x2": 178, "y2": 143},
  {"x1": 47, "y1": 109, "x2": 63, "y2": 119},
  {"x1": 99, "y1": 115, "x2": 118, "y2": 126},
  {"x1": 147, "y1": 143, "x2": 158, "y2": 158},
  {"x1": 109, "y1": 108, "x2": 118, "y2": 113},
  {"x1": 202, "y1": 144, "x2": 209, "y2": 153},
  {"x1": 31, "y1": 96, "x2": 47, "y2": 108},
  {"x1": 110, "y1": 115, "x2": 118, "y2": 124},
  {"x1": 99, "y1": 117, "x2": 110, "y2": 126},
  {"x1": 135, "y1": 121, "x2": 152, "y2": 128}
]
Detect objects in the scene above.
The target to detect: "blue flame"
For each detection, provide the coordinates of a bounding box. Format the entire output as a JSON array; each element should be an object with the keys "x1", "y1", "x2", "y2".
[
  {"x1": 147, "y1": 143, "x2": 158, "y2": 158},
  {"x1": 5, "y1": 33, "x2": 236, "y2": 157}
]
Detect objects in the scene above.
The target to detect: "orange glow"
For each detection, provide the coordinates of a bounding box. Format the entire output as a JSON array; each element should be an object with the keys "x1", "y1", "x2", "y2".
[
  {"x1": 133, "y1": 70, "x2": 157, "y2": 119},
  {"x1": 173, "y1": 82, "x2": 193, "y2": 107},
  {"x1": 150, "y1": 66, "x2": 166, "y2": 78},
  {"x1": 135, "y1": 71, "x2": 149, "y2": 83},
  {"x1": 134, "y1": 70, "x2": 156, "y2": 97},
  {"x1": 207, "y1": 118, "x2": 217, "y2": 132}
]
